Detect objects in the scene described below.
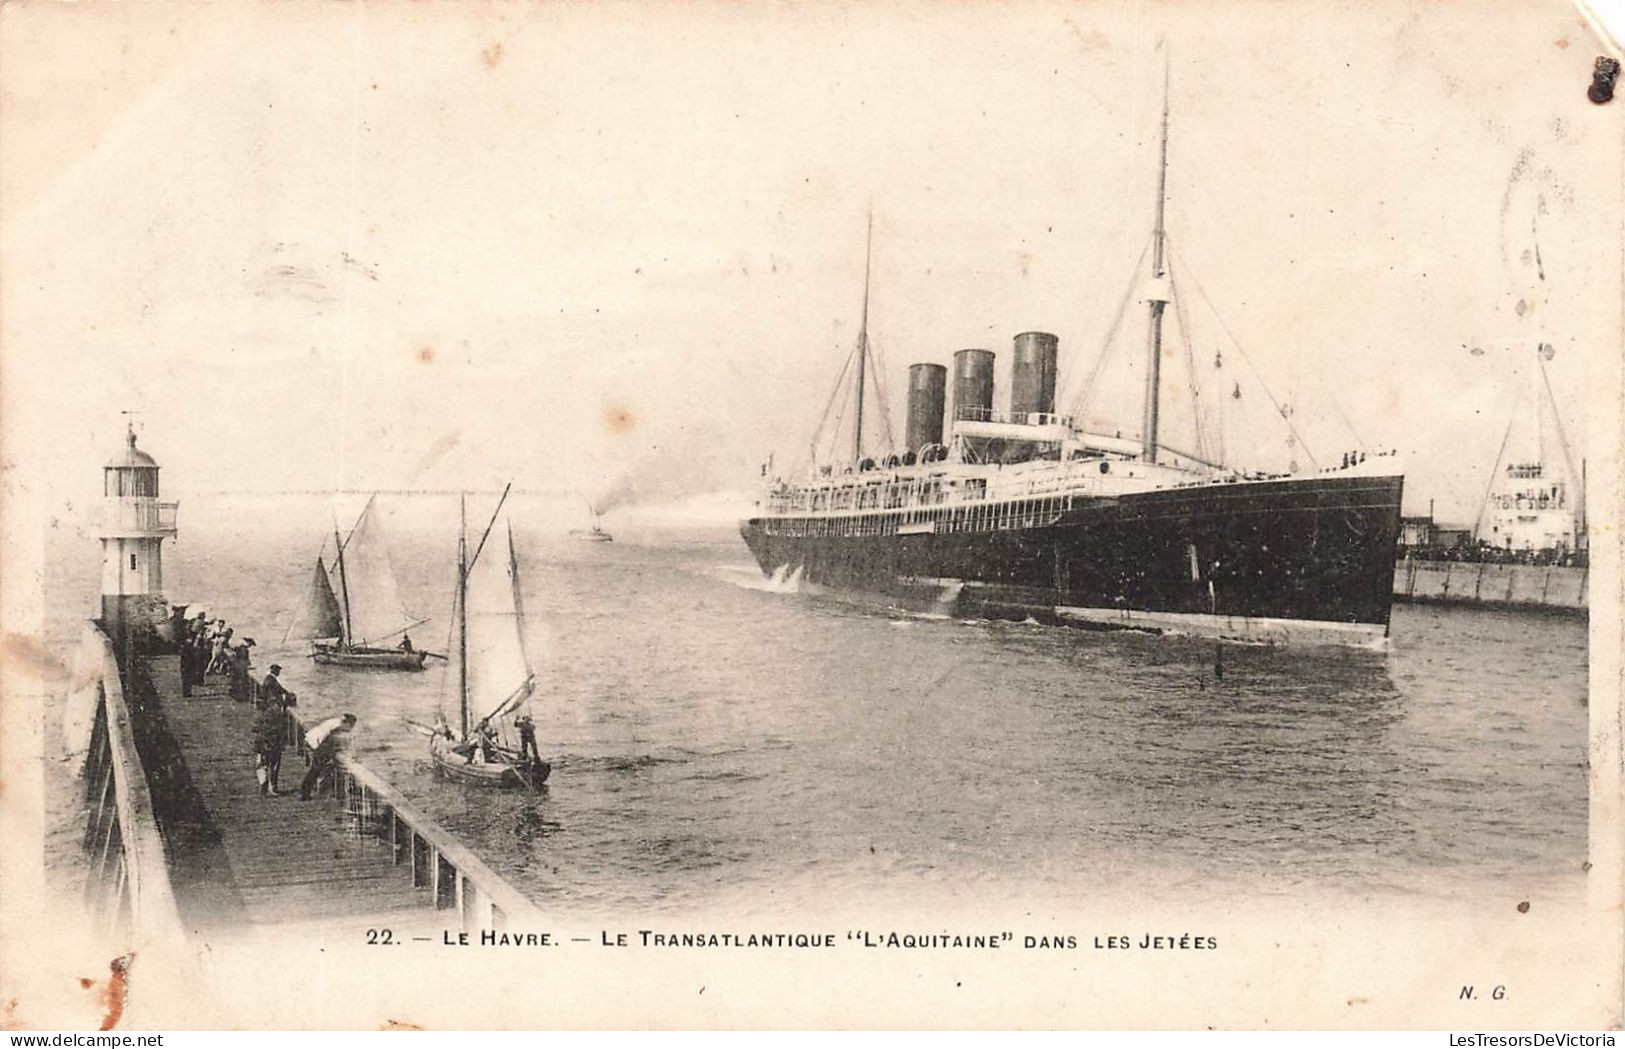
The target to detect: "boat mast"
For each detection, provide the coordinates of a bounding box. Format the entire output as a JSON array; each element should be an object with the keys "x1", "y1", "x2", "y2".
[
  {"x1": 852, "y1": 210, "x2": 873, "y2": 464},
  {"x1": 1535, "y1": 344, "x2": 1583, "y2": 544},
  {"x1": 332, "y1": 517, "x2": 353, "y2": 650},
  {"x1": 1142, "y1": 47, "x2": 1172, "y2": 464},
  {"x1": 1532, "y1": 350, "x2": 1545, "y2": 469},
  {"x1": 457, "y1": 483, "x2": 516, "y2": 735},
  {"x1": 457, "y1": 493, "x2": 469, "y2": 739}
]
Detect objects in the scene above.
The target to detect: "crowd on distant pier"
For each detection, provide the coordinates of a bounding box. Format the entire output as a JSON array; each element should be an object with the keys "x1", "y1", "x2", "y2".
[
  {"x1": 1399, "y1": 543, "x2": 1587, "y2": 568},
  {"x1": 170, "y1": 606, "x2": 358, "y2": 802}
]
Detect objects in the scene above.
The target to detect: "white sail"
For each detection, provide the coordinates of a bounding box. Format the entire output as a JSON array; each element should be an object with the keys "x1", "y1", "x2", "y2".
[
  {"x1": 336, "y1": 498, "x2": 422, "y2": 647},
  {"x1": 461, "y1": 507, "x2": 534, "y2": 727}
]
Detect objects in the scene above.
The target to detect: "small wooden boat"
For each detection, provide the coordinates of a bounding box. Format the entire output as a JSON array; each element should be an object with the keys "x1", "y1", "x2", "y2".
[
  {"x1": 569, "y1": 504, "x2": 613, "y2": 542},
  {"x1": 428, "y1": 734, "x2": 550, "y2": 788},
  {"x1": 423, "y1": 484, "x2": 551, "y2": 790},
  {"x1": 293, "y1": 495, "x2": 430, "y2": 671},
  {"x1": 312, "y1": 642, "x2": 427, "y2": 670}
]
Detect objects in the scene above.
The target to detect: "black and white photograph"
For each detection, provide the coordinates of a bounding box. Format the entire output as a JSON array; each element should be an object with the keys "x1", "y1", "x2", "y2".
[{"x1": 0, "y1": 0, "x2": 1620, "y2": 1031}]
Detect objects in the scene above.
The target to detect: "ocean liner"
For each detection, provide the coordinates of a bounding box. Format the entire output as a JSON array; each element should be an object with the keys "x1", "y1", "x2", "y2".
[{"x1": 740, "y1": 66, "x2": 1405, "y2": 646}]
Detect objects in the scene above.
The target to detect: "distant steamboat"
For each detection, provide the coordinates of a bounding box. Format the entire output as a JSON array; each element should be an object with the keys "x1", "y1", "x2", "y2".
[{"x1": 740, "y1": 63, "x2": 1404, "y2": 647}]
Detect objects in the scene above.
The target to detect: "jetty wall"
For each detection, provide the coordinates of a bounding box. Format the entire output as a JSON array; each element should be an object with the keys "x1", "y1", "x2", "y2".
[
  {"x1": 283, "y1": 707, "x2": 546, "y2": 931},
  {"x1": 1392, "y1": 559, "x2": 1587, "y2": 613},
  {"x1": 71, "y1": 623, "x2": 186, "y2": 942},
  {"x1": 84, "y1": 635, "x2": 545, "y2": 935}
]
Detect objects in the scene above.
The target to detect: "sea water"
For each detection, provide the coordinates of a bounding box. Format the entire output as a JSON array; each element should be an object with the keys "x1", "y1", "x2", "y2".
[{"x1": 41, "y1": 494, "x2": 1589, "y2": 920}]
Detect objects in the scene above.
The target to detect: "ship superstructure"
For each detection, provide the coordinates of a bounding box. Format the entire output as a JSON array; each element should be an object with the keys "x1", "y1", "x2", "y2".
[{"x1": 1478, "y1": 344, "x2": 1584, "y2": 558}]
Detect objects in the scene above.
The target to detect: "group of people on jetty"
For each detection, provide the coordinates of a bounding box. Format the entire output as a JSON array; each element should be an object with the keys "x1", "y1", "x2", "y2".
[{"x1": 172, "y1": 606, "x2": 358, "y2": 802}]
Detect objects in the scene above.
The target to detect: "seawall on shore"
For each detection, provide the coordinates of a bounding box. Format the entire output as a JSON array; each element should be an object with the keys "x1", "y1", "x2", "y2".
[{"x1": 1392, "y1": 559, "x2": 1587, "y2": 613}]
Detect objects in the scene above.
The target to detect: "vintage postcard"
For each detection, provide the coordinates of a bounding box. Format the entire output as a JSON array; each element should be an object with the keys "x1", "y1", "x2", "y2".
[{"x1": 1, "y1": 0, "x2": 1621, "y2": 1030}]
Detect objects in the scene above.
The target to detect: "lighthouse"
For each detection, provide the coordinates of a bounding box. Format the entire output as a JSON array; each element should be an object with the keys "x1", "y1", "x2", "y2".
[{"x1": 98, "y1": 423, "x2": 179, "y2": 648}]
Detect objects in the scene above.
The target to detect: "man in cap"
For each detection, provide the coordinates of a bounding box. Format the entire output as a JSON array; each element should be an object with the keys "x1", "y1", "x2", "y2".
[
  {"x1": 515, "y1": 715, "x2": 541, "y2": 765},
  {"x1": 259, "y1": 664, "x2": 297, "y2": 710},
  {"x1": 173, "y1": 605, "x2": 195, "y2": 696},
  {"x1": 183, "y1": 611, "x2": 210, "y2": 690}
]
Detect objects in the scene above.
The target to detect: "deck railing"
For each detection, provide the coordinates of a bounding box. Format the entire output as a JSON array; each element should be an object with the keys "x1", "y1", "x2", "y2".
[
  {"x1": 78, "y1": 625, "x2": 185, "y2": 941},
  {"x1": 282, "y1": 710, "x2": 543, "y2": 932},
  {"x1": 953, "y1": 406, "x2": 1075, "y2": 428}
]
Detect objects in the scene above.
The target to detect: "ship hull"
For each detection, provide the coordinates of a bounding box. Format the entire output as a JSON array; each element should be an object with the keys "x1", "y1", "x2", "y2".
[
  {"x1": 740, "y1": 473, "x2": 1403, "y2": 644},
  {"x1": 429, "y1": 736, "x2": 550, "y2": 788},
  {"x1": 312, "y1": 643, "x2": 429, "y2": 670}
]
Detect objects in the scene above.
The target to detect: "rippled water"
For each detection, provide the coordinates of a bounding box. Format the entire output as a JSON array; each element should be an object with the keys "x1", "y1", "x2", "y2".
[{"x1": 43, "y1": 497, "x2": 1589, "y2": 919}]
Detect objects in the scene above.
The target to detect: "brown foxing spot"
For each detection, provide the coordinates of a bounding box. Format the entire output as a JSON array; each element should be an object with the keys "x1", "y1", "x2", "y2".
[
  {"x1": 604, "y1": 404, "x2": 635, "y2": 434},
  {"x1": 0, "y1": 633, "x2": 71, "y2": 686},
  {"x1": 79, "y1": 979, "x2": 93, "y2": 989},
  {"x1": 417, "y1": 346, "x2": 435, "y2": 364},
  {"x1": 482, "y1": 43, "x2": 503, "y2": 68},
  {"x1": 1554, "y1": 37, "x2": 1570, "y2": 49},
  {"x1": 100, "y1": 954, "x2": 133, "y2": 1031}
]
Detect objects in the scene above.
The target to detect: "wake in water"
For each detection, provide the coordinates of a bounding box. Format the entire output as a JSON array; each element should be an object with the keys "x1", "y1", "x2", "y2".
[
  {"x1": 729, "y1": 565, "x2": 973, "y2": 629},
  {"x1": 716, "y1": 562, "x2": 806, "y2": 593}
]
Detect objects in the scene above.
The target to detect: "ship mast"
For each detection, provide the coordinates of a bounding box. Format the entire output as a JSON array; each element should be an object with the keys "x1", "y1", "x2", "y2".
[
  {"x1": 853, "y1": 210, "x2": 873, "y2": 463},
  {"x1": 1142, "y1": 48, "x2": 1172, "y2": 464},
  {"x1": 332, "y1": 517, "x2": 353, "y2": 650},
  {"x1": 457, "y1": 493, "x2": 469, "y2": 739},
  {"x1": 1532, "y1": 351, "x2": 1545, "y2": 469}
]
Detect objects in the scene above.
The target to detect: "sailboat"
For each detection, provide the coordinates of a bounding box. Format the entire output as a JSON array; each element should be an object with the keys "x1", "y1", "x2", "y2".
[
  {"x1": 569, "y1": 503, "x2": 614, "y2": 543},
  {"x1": 426, "y1": 485, "x2": 551, "y2": 788},
  {"x1": 295, "y1": 495, "x2": 430, "y2": 670}
]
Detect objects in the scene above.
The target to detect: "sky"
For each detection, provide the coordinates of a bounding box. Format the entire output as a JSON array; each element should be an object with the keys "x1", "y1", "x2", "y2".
[{"x1": 2, "y1": 0, "x2": 1620, "y2": 526}]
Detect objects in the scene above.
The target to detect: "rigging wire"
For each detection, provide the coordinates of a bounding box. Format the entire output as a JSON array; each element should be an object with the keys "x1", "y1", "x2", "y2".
[
  {"x1": 826, "y1": 356, "x2": 855, "y2": 465},
  {"x1": 1063, "y1": 234, "x2": 1153, "y2": 425},
  {"x1": 867, "y1": 335, "x2": 897, "y2": 450},
  {"x1": 1169, "y1": 243, "x2": 1319, "y2": 471},
  {"x1": 1473, "y1": 388, "x2": 1521, "y2": 541},
  {"x1": 1317, "y1": 368, "x2": 1368, "y2": 453},
  {"x1": 435, "y1": 587, "x2": 457, "y2": 728},
  {"x1": 1167, "y1": 257, "x2": 1214, "y2": 467},
  {"x1": 1537, "y1": 348, "x2": 1582, "y2": 497},
  {"x1": 802, "y1": 339, "x2": 859, "y2": 471}
]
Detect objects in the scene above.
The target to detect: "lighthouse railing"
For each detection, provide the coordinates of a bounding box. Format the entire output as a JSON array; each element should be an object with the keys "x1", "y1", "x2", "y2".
[{"x1": 94, "y1": 497, "x2": 180, "y2": 535}]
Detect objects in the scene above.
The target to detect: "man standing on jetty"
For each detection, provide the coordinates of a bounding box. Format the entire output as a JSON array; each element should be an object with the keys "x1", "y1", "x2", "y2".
[
  {"x1": 228, "y1": 638, "x2": 256, "y2": 702},
  {"x1": 182, "y1": 611, "x2": 210, "y2": 693},
  {"x1": 299, "y1": 713, "x2": 356, "y2": 800},
  {"x1": 259, "y1": 664, "x2": 296, "y2": 709},
  {"x1": 252, "y1": 692, "x2": 289, "y2": 796}
]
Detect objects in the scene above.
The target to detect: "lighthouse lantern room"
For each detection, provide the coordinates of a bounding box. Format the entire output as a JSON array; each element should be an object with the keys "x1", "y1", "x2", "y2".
[{"x1": 98, "y1": 423, "x2": 179, "y2": 647}]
